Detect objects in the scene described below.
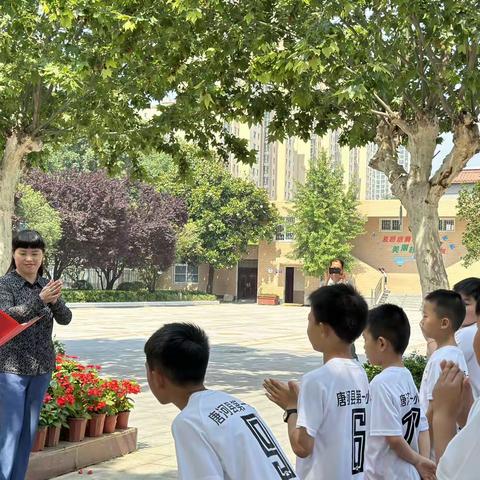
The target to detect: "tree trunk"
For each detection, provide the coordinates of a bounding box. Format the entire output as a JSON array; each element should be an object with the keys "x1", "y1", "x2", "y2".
[
  {"x1": 369, "y1": 115, "x2": 479, "y2": 297},
  {"x1": 206, "y1": 265, "x2": 215, "y2": 294},
  {"x1": 403, "y1": 187, "x2": 449, "y2": 296},
  {"x1": 0, "y1": 133, "x2": 42, "y2": 275}
]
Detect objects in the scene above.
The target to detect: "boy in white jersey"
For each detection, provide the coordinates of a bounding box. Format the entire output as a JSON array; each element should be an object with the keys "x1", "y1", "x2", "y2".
[
  {"x1": 419, "y1": 289, "x2": 472, "y2": 437},
  {"x1": 144, "y1": 323, "x2": 297, "y2": 480},
  {"x1": 363, "y1": 304, "x2": 435, "y2": 480},
  {"x1": 432, "y1": 324, "x2": 480, "y2": 480},
  {"x1": 264, "y1": 284, "x2": 370, "y2": 480},
  {"x1": 453, "y1": 277, "x2": 480, "y2": 398}
]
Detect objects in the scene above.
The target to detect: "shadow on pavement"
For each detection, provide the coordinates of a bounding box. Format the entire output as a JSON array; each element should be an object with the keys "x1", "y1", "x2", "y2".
[{"x1": 61, "y1": 338, "x2": 366, "y2": 394}]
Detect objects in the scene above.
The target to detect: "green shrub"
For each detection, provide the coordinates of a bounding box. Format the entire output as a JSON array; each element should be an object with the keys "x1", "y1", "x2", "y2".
[
  {"x1": 53, "y1": 336, "x2": 66, "y2": 355},
  {"x1": 116, "y1": 281, "x2": 146, "y2": 291},
  {"x1": 403, "y1": 353, "x2": 428, "y2": 389},
  {"x1": 62, "y1": 289, "x2": 216, "y2": 303},
  {"x1": 364, "y1": 352, "x2": 427, "y2": 389},
  {"x1": 71, "y1": 279, "x2": 94, "y2": 290}
]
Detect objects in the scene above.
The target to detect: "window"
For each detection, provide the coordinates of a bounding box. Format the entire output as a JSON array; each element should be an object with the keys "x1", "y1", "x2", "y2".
[
  {"x1": 380, "y1": 218, "x2": 402, "y2": 232},
  {"x1": 276, "y1": 217, "x2": 295, "y2": 240},
  {"x1": 439, "y1": 218, "x2": 455, "y2": 232},
  {"x1": 174, "y1": 264, "x2": 199, "y2": 283}
]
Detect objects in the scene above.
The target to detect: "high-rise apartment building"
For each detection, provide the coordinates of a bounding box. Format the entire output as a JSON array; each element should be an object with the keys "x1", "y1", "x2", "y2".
[{"x1": 365, "y1": 144, "x2": 411, "y2": 200}]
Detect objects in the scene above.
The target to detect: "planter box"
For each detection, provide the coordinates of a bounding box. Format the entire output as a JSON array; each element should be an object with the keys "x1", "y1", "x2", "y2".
[
  {"x1": 257, "y1": 295, "x2": 279, "y2": 305},
  {"x1": 26, "y1": 427, "x2": 137, "y2": 480}
]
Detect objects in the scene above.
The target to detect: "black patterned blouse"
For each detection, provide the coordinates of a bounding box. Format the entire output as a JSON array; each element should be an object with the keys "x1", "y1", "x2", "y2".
[{"x1": 0, "y1": 270, "x2": 72, "y2": 375}]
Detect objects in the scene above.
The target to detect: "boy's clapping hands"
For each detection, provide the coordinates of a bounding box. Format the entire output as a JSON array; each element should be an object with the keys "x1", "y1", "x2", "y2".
[{"x1": 263, "y1": 378, "x2": 299, "y2": 410}]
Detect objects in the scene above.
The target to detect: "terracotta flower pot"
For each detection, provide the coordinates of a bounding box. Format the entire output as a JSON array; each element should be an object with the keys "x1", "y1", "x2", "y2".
[
  {"x1": 103, "y1": 414, "x2": 118, "y2": 434},
  {"x1": 116, "y1": 411, "x2": 130, "y2": 430},
  {"x1": 31, "y1": 426, "x2": 47, "y2": 452},
  {"x1": 45, "y1": 425, "x2": 61, "y2": 447},
  {"x1": 67, "y1": 418, "x2": 87, "y2": 442},
  {"x1": 86, "y1": 413, "x2": 106, "y2": 437}
]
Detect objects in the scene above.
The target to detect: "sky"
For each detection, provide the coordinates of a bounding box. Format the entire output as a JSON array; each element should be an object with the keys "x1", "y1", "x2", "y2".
[{"x1": 432, "y1": 133, "x2": 480, "y2": 173}]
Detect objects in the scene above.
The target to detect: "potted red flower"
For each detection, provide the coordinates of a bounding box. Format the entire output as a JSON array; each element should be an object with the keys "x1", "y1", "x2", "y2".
[
  {"x1": 39, "y1": 392, "x2": 68, "y2": 448},
  {"x1": 51, "y1": 355, "x2": 95, "y2": 442},
  {"x1": 85, "y1": 378, "x2": 109, "y2": 437},
  {"x1": 115, "y1": 379, "x2": 141, "y2": 429}
]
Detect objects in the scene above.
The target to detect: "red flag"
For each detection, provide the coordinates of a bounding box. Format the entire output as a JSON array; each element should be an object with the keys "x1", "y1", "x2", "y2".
[{"x1": 0, "y1": 310, "x2": 42, "y2": 347}]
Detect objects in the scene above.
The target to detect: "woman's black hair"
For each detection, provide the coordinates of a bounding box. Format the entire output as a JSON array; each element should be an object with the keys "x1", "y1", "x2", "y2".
[{"x1": 8, "y1": 230, "x2": 46, "y2": 276}]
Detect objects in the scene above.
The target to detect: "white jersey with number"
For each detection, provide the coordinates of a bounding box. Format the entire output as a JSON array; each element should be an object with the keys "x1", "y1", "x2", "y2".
[
  {"x1": 419, "y1": 345, "x2": 468, "y2": 415},
  {"x1": 172, "y1": 390, "x2": 297, "y2": 480},
  {"x1": 296, "y1": 358, "x2": 370, "y2": 480},
  {"x1": 456, "y1": 324, "x2": 480, "y2": 398},
  {"x1": 365, "y1": 367, "x2": 428, "y2": 480},
  {"x1": 437, "y1": 398, "x2": 480, "y2": 480}
]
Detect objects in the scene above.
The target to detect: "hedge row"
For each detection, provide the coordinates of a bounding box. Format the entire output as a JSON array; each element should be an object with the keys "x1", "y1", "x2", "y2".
[
  {"x1": 62, "y1": 289, "x2": 217, "y2": 303},
  {"x1": 364, "y1": 353, "x2": 427, "y2": 389}
]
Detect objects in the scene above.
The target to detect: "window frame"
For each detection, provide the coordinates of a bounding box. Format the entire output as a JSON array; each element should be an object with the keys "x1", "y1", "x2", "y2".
[
  {"x1": 438, "y1": 218, "x2": 455, "y2": 232},
  {"x1": 379, "y1": 218, "x2": 402, "y2": 232},
  {"x1": 275, "y1": 216, "x2": 295, "y2": 241},
  {"x1": 174, "y1": 263, "x2": 199, "y2": 284}
]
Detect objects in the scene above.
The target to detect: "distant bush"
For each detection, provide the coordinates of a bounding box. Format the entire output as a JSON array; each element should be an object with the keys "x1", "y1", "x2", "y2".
[
  {"x1": 116, "y1": 281, "x2": 146, "y2": 291},
  {"x1": 53, "y1": 336, "x2": 66, "y2": 355},
  {"x1": 62, "y1": 289, "x2": 216, "y2": 303},
  {"x1": 364, "y1": 353, "x2": 427, "y2": 389},
  {"x1": 70, "y1": 280, "x2": 94, "y2": 291}
]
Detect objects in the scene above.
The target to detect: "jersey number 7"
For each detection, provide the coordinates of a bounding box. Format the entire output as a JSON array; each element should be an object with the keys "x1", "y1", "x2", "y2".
[{"x1": 402, "y1": 407, "x2": 421, "y2": 445}]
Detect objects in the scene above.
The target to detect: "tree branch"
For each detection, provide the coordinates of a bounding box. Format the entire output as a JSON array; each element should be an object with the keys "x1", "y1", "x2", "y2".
[
  {"x1": 31, "y1": 97, "x2": 75, "y2": 136},
  {"x1": 32, "y1": 81, "x2": 42, "y2": 131},
  {"x1": 458, "y1": 41, "x2": 478, "y2": 101},
  {"x1": 372, "y1": 93, "x2": 415, "y2": 137},
  {"x1": 411, "y1": 15, "x2": 455, "y2": 119},
  {"x1": 429, "y1": 113, "x2": 480, "y2": 199},
  {"x1": 369, "y1": 120, "x2": 408, "y2": 199}
]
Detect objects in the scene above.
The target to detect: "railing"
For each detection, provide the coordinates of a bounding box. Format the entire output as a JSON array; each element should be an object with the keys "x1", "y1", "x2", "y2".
[
  {"x1": 371, "y1": 275, "x2": 386, "y2": 306},
  {"x1": 50, "y1": 268, "x2": 143, "y2": 290}
]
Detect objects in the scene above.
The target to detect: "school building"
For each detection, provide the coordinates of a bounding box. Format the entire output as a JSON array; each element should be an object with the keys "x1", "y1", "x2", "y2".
[{"x1": 157, "y1": 116, "x2": 480, "y2": 301}]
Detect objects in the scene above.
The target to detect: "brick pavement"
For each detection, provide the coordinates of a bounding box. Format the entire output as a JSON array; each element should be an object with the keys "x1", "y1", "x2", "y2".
[{"x1": 51, "y1": 302, "x2": 426, "y2": 479}]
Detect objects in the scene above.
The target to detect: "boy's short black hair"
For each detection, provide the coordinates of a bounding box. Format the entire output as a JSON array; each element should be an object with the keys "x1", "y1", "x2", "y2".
[
  {"x1": 144, "y1": 323, "x2": 209, "y2": 385},
  {"x1": 309, "y1": 284, "x2": 368, "y2": 343},
  {"x1": 453, "y1": 277, "x2": 480, "y2": 315},
  {"x1": 367, "y1": 304, "x2": 410, "y2": 355},
  {"x1": 424, "y1": 289, "x2": 466, "y2": 331}
]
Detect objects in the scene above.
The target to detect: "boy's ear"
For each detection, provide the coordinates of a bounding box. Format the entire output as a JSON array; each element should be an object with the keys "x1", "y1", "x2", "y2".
[
  {"x1": 377, "y1": 336, "x2": 388, "y2": 351},
  {"x1": 150, "y1": 367, "x2": 167, "y2": 388},
  {"x1": 440, "y1": 317, "x2": 451, "y2": 330},
  {"x1": 320, "y1": 322, "x2": 333, "y2": 337}
]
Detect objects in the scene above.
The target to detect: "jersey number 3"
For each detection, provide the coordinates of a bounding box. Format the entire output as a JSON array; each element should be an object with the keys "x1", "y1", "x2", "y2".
[{"x1": 352, "y1": 408, "x2": 366, "y2": 474}]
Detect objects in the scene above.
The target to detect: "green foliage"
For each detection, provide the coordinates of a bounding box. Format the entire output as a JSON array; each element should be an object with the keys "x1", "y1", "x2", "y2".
[
  {"x1": 62, "y1": 289, "x2": 216, "y2": 303},
  {"x1": 364, "y1": 353, "x2": 427, "y2": 390},
  {"x1": 176, "y1": 221, "x2": 206, "y2": 265},
  {"x1": 16, "y1": 184, "x2": 62, "y2": 250},
  {"x1": 39, "y1": 399, "x2": 68, "y2": 428},
  {"x1": 70, "y1": 280, "x2": 93, "y2": 291},
  {"x1": 116, "y1": 281, "x2": 146, "y2": 291},
  {"x1": 292, "y1": 153, "x2": 365, "y2": 276},
  {"x1": 404, "y1": 354, "x2": 428, "y2": 390},
  {"x1": 457, "y1": 183, "x2": 480, "y2": 266},
  {"x1": 53, "y1": 336, "x2": 66, "y2": 356},
  {"x1": 38, "y1": 142, "x2": 99, "y2": 172},
  {"x1": 151, "y1": 146, "x2": 279, "y2": 270},
  {"x1": 363, "y1": 362, "x2": 383, "y2": 383}
]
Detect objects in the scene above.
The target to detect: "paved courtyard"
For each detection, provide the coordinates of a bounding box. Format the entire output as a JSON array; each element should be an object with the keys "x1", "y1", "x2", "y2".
[{"x1": 51, "y1": 302, "x2": 426, "y2": 479}]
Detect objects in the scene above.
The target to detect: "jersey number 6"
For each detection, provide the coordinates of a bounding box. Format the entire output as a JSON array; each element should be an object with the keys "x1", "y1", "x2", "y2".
[{"x1": 351, "y1": 408, "x2": 366, "y2": 474}]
